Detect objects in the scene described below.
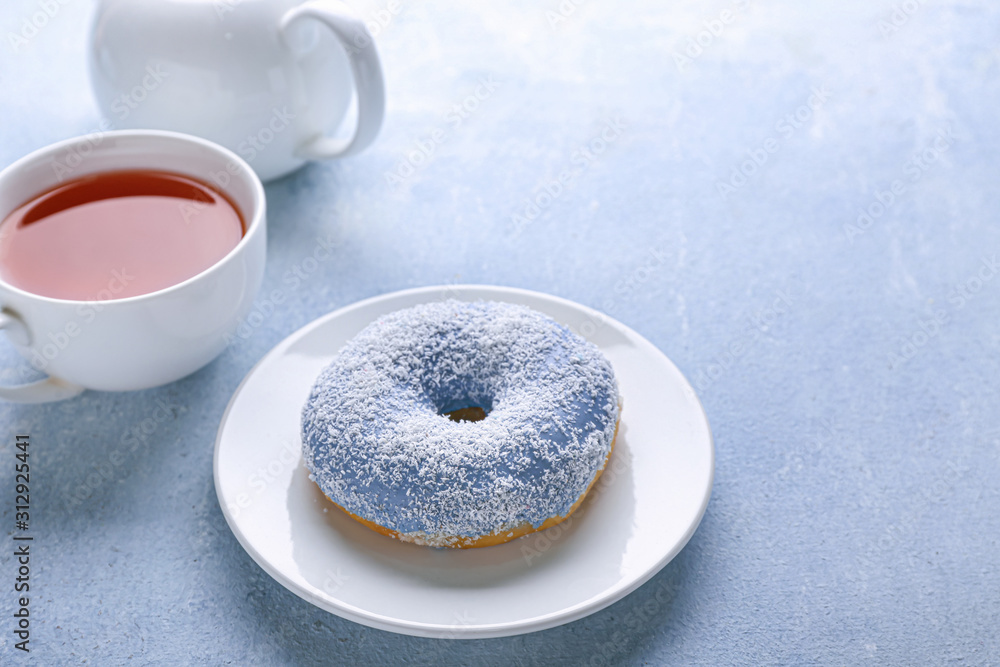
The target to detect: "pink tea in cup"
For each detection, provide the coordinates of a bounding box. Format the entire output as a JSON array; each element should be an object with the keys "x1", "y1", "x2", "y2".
[{"x1": 0, "y1": 169, "x2": 244, "y2": 301}]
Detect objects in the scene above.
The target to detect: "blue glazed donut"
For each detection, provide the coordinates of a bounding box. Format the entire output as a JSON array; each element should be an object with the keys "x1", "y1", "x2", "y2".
[{"x1": 301, "y1": 299, "x2": 621, "y2": 548}]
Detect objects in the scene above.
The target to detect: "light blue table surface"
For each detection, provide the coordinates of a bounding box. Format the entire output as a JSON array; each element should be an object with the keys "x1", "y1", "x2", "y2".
[{"x1": 2, "y1": 0, "x2": 999, "y2": 664}]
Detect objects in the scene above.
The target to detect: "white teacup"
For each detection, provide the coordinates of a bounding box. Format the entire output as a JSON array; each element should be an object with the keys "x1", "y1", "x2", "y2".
[
  {"x1": 0, "y1": 130, "x2": 267, "y2": 403},
  {"x1": 88, "y1": 0, "x2": 386, "y2": 182}
]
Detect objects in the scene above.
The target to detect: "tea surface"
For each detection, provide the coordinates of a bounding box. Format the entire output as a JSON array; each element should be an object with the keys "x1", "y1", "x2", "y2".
[{"x1": 0, "y1": 169, "x2": 244, "y2": 300}]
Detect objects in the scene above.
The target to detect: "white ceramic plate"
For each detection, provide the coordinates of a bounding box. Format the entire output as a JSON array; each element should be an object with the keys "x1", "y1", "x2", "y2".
[{"x1": 214, "y1": 285, "x2": 714, "y2": 638}]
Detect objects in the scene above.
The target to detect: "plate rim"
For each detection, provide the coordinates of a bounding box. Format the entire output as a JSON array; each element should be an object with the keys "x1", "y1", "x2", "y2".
[{"x1": 213, "y1": 284, "x2": 715, "y2": 638}]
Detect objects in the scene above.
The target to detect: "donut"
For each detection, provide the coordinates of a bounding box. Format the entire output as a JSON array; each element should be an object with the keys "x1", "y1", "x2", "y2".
[{"x1": 301, "y1": 299, "x2": 621, "y2": 548}]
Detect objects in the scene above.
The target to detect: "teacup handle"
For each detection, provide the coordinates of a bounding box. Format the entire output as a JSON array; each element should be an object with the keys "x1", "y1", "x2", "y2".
[
  {"x1": 0, "y1": 310, "x2": 85, "y2": 403},
  {"x1": 280, "y1": 0, "x2": 386, "y2": 159}
]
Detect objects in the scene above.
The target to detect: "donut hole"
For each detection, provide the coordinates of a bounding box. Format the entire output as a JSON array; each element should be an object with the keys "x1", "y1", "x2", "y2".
[
  {"x1": 444, "y1": 406, "x2": 488, "y2": 423},
  {"x1": 438, "y1": 397, "x2": 493, "y2": 423},
  {"x1": 423, "y1": 360, "x2": 496, "y2": 423}
]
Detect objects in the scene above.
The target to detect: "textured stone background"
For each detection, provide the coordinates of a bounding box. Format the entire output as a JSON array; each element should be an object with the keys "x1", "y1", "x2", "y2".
[{"x1": 2, "y1": 0, "x2": 999, "y2": 664}]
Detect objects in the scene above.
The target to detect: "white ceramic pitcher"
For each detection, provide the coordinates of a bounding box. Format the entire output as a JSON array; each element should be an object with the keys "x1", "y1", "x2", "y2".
[{"x1": 88, "y1": 0, "x2": 386, "y2": 181}]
